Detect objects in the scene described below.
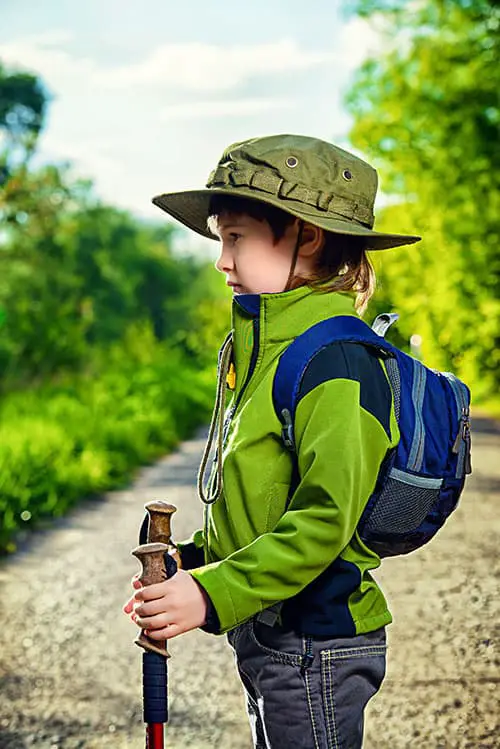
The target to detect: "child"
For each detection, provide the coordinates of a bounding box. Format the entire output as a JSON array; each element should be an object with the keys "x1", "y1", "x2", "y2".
[{"x1": 123, "y1": 134, "x2": 421, "y2": 748}]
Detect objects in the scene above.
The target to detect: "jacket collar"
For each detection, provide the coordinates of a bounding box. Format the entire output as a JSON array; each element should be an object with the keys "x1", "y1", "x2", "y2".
[{"x1": 233, "y1": 284, "x2": 357, "y2": 344}]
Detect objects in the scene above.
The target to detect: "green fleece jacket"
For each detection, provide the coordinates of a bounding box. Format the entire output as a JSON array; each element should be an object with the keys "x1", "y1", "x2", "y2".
[{"x1": 181, "y1": 284, "x2": 399, "y2": 636}]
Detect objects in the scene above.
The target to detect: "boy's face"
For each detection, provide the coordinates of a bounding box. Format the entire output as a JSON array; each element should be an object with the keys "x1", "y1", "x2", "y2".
[{"x1": 214, "y1": 211, "x2": 304, "y2": 295}]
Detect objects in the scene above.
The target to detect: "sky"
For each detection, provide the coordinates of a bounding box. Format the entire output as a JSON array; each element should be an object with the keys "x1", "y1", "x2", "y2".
[{"x1": 0, "y1": 0, "x2": 384, "y2": 252}]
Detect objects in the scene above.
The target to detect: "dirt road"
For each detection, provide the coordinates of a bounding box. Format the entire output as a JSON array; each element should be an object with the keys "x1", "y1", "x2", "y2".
[{"x1": 0, "y1": 418, "x2": 498, "y2": 748}]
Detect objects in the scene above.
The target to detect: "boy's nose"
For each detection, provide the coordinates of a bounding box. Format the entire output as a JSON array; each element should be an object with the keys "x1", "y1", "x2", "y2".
[{"x1": 215, "y1": 245, "x2": 233, "y2": 273}]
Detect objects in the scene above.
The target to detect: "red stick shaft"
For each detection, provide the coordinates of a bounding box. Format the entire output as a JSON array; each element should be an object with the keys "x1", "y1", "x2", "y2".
[{"x1": 146, "y1": 722, "x2": 164, "y2": 749}]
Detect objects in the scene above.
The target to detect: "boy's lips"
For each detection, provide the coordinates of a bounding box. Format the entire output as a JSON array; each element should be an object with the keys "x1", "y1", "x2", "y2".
[{"x1": 227, "y1": 281, "x2": 243, "y2": 291}]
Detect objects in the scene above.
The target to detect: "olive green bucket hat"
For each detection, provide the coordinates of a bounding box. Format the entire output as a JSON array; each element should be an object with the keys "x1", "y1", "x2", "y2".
[{"x1": 152, "y1": 134, "x2": 421, "y2": 250}]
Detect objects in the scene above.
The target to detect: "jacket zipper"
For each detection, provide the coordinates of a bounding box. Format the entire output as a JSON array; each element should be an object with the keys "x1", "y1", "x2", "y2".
[
  {"x1": 216, "y1": 317, "x2": 261, "y2": 455},
  {"x1": 203, "y1": 316, "x2": 260, "y2": 560},
  {"x1": 231, "y1": 317, "x2": 260, "y2": 419}
]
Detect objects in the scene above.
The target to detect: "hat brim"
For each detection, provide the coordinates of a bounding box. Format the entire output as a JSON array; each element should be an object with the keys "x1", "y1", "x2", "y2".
[{"x1": 152, "y1": 187, "x2": 421, "y2": 251}]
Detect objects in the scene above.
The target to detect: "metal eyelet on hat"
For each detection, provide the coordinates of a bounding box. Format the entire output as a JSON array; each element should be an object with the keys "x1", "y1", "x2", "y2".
[
  {"x1": 286, "y1": 156, "x2": 298, "y2": 168},
  {"x1": 343, "y1": 169, "x2": 353, "y2": 180}
]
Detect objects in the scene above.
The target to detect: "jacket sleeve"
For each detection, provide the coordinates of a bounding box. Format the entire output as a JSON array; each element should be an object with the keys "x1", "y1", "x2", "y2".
[{"x1": 190, "y1": 349, "x2": 398, "y2": 634}]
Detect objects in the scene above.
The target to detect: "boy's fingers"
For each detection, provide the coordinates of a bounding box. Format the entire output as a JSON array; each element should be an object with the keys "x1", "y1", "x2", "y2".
[
  {"x1": 123, "y1": 595, "x2": 137, "y2": 614},
  {"x1": 133, "y1": 598, "x2": 168, "y2": 617},
  {"x1": 145, "y1": 623, "x2": 180, "y2": 640},
  {"x1": 134, "y1": 581, "x2": 168, "y2": 601}
]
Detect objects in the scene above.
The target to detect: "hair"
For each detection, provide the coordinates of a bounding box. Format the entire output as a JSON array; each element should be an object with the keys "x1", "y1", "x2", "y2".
[{"x1": 207, "y1": 194, "x2": 376, "y2": 315}]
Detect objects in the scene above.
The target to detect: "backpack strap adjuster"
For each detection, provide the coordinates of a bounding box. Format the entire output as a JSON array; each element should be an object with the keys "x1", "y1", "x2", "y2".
[
  {"x1": 371, "y1": 312, "x2": 400, "y2": 338},
  {"x1": 281, "y1": 408, "x2": 295, "y2": 452}
]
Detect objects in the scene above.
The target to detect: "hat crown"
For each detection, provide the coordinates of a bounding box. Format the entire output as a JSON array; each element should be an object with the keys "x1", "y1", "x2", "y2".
[
  {"x1": 212, "y1": 134, "x2": 379, "y2": 214},
  {"x1": 152, "y1": 133, "x2": 421, "y2": 251}
]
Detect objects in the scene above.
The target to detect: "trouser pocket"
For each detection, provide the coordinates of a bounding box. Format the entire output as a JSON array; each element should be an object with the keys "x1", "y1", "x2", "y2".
[{"x1": 320, "y1": 629, "x2": 387, "y2": 749}]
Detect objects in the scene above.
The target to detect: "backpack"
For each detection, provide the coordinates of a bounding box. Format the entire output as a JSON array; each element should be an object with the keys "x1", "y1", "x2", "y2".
[{"x1": 273, "y1": 313, "x2": 472, "y2": 557}]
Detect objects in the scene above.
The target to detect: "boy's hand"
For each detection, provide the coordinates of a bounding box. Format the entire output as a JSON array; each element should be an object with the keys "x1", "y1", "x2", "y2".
[{"x1": 123, "y1": 569, "x2": 208, "y2": 640}]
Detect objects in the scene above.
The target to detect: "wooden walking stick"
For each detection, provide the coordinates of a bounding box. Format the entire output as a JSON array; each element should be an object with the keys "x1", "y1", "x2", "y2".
[{"x1": 132, "y1": 501, "x2": 179, "y2": 749}]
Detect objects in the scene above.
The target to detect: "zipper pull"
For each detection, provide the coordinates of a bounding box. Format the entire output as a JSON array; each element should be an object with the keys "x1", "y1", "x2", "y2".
[
  {"x1": 464, "y1": 437, "x2": 472, "y2": 474},
  {"x1": 226, "y1": 362, "x2": 236, "y2": 390},
  {"x1": 463, "y1": 411, "x2": 472, "y2": 474},
  {"x1": 452, "y1": 407, "x2": 472, "y2": 475},
  {"x1": 452, "y1": 407, "x2": 468, "y2": 453}
]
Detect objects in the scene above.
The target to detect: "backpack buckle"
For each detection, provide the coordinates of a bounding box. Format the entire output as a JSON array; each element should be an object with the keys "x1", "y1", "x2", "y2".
[
  {"x1": 281, "y1": 408, "x2": 295, "y2": 452},
  {"x1": 372, "y1": 312, "x2": 400, "y2": 338}
]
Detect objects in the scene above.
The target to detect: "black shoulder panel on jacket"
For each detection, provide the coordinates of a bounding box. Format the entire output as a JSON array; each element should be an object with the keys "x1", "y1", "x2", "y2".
[{"x1": 297, "y1": 341, "x2": 392, "y2": 439}]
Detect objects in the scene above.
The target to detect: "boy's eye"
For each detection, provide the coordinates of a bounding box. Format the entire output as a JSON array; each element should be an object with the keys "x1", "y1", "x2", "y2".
[{"x1": 229, "y1": 232, "x2": 242, "y2": 243}]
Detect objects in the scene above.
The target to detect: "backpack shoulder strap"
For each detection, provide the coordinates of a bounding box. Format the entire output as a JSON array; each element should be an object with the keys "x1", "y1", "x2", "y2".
[{"x1": 273, "y1": 315, "x2": 395, "y2": 450}]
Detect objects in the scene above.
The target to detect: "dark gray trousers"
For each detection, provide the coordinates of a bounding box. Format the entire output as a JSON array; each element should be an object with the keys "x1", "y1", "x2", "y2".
[{"x1": 227, "y1": 619, "x2": 387, "y2": 749}]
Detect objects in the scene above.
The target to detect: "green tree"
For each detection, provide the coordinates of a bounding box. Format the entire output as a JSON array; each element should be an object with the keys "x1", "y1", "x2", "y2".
[
  {"x1": 346, "y1": 0, "x2": 500, "y2": 402},
  {"x1": 0, "y1": 162, "x2": 227, "y2": 385},
  {"x1": 0, "y1": 62, "x2": 47, "y2": 181},
  {"x1": 0, "y1": 58, "x2": 229, "y2": 391}
]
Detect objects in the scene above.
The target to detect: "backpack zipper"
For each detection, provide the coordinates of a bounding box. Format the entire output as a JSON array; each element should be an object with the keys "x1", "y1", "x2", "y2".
[
  {"x1": 452, "y1": 406, "x2": 472, "y2": 476},
  {"x1": 443, "y1": 373, "x2": 472, "y2": 477}
]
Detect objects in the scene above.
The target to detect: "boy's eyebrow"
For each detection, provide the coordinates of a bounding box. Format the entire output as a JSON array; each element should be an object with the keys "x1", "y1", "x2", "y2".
[{"x1": 218, "y1": 219, "x2": 248, "y2": 231}]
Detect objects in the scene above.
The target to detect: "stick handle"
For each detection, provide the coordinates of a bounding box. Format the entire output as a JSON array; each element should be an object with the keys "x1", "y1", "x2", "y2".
[
  {"x1": 132, "y1": 542, "x2": 170, "y2": 658},
  {"x1": 144, "y1": 501, "x2": 177, "y2": 547}
]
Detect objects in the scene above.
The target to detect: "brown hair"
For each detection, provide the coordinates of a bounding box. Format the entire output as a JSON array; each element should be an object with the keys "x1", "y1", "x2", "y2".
[{"x1": 207, "y1": 194, "x2": 376, "y2": 315}]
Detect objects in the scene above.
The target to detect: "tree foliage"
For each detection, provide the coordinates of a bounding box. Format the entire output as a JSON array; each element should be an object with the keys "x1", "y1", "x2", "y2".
[
  {"x1": 347, "y1": 0, "x2": 500, "y2": 402},
  {"x1": 0, "y1": 60, "x2": 230, "y2": 550},
  {"x1": 0, "y1": 161, "x2": 228, "y2": 386},
  {"x1": 0, "y1": 62, "x2": 47, "y2": 182}
]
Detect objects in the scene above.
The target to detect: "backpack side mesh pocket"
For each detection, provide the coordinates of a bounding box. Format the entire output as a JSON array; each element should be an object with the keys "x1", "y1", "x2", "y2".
[{"x1": 357, "y1": 348, "x2": 471, "y2": 556}]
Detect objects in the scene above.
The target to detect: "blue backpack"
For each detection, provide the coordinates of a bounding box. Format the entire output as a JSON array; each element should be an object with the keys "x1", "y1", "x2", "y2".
[{"x1": 273, "y1": 313, "x2": 472, "y2": 557}]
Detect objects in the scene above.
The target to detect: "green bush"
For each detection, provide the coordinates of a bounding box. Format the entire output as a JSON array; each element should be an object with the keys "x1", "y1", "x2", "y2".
[{"x1": 0, "y1": 329, "x2": 215, "y2": 553}]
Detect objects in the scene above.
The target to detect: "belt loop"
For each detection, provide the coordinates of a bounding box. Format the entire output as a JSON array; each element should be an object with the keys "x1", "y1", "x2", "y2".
[
  {"x1": 256, "y1": 602, "x2": 283, "y2": 627},
  {"x1": 301, "y1": 635, "x2": 314, "y2": 674}
]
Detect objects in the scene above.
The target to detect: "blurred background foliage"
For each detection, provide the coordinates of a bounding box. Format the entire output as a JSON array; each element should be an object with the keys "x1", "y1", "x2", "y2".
[
  {"x1": 0, "y1": 0, "x2": 498, "y2": 551},
  {"x1": 0, "y1": 57, "x2": 230, "y2": 552},
  {"x1": 347, "y1": 0, "x2": 499, "y2": 405}
]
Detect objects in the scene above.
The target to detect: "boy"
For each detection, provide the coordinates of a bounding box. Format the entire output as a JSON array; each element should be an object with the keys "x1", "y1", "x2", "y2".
[{"x1": 123, "y1": 134, "x2": 421, "y2": 748}]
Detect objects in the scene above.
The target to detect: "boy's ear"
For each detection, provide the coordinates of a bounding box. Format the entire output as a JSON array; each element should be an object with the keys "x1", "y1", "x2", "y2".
[{"x1": 298, "y1": 222, "x2": 324, "y2": 258}]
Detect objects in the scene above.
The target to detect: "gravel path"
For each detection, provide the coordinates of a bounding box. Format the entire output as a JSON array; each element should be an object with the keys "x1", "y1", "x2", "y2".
[{"x1": 0, "y1": 417, "x2": 498, "y2": 749}]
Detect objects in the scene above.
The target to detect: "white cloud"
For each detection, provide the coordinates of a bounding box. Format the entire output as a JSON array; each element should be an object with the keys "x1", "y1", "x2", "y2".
[
  {"x1": 1, "y1": 25, "x2": 385, "y2": 107},
  {"x1": 9, "y1": 29, "x2": 75, "y2": 46},
  {"x1": 1, "y1": 35, "x2": 340, "y2": 96},
  {"x1": 38, "y1": 132, "x2": 123, "y2": 179},
  {"x1": 160, "y1": 97, "x2": 294, "y2": 121},
  {"x1": 1, "y1": 33, "x2": 96, "y2": 91},
  {"x1": 98, "y1": 40, "x2": 337, "y2": 92}
]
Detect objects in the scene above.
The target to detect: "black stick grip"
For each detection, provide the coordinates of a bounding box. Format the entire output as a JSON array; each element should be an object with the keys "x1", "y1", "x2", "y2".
[
  {"x1": 139, "y1": 512, "x2": 149, "y2": 545},
  {"x1": 143, "y1": 651, "x2": 168, "y2": 724},
  {"x1": 164, "y1": 551, "x2": 178, "y2": 578}
]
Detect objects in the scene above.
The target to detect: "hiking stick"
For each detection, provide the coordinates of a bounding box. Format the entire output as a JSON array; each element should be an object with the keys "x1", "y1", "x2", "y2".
[{"x1": 132, "y1": 502, "x2": 178, "y2": 749}]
